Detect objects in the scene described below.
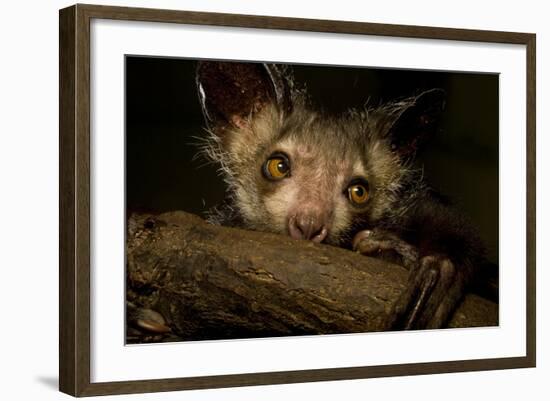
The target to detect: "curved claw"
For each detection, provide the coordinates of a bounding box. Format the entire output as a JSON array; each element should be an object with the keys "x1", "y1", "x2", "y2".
[
  {"x1": 404, "y1": 268, "x2": 438, "y2": 329},
  {"x1": 391, "y1": 255, "x2": 466, "y2": 330}
]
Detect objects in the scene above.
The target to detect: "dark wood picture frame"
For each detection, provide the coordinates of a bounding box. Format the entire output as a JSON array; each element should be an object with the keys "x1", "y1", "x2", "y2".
[{"x1": 59, "y1": 3, "x2": 536, "y2": 397}]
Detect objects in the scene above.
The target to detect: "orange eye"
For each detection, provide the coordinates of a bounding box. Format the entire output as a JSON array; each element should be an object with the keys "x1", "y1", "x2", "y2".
[
  {"x1": 347, "y1": 180, "x2": 369, "y2": 206},
  {"x1": 263, "y1": 154, "x2": 290, "y2": 180}
]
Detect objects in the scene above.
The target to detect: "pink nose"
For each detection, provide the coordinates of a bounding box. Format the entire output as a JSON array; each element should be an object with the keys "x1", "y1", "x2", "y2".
[{"x1": 288, "y1": 214, "x2": 328, "y2": 243}]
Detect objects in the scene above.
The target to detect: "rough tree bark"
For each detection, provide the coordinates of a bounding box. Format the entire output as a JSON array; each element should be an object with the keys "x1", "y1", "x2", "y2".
[{"x1": 126, "y1": 211, "x2": 498, "y2": 342}]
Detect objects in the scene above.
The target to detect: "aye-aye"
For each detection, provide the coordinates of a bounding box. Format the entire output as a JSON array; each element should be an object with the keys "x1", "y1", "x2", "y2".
[{"x1": 195, "y1": 61, "x2": 489, "y2": 330}]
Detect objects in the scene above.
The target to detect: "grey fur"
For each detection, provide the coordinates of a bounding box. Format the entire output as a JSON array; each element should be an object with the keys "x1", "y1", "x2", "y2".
[{"x1": 196, "y1": 62, "x2": 434, "y2": 246}]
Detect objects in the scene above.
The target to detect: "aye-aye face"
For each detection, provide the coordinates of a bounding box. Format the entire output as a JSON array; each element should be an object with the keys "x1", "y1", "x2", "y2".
[
  {"x1": 196, "y1": 61, "x2": 445, "y2": 246},
  {"x1": 221, "y1": 104, "x2": 405, "y2": 246}
]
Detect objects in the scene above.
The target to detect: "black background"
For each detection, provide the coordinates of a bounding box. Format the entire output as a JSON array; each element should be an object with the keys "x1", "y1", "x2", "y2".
[{"x1": 126, "y1": 56, "x2": 499, "y2": 263}]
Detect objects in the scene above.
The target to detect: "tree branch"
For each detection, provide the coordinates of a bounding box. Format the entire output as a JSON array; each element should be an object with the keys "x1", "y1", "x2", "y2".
[{"x1": 126, "y1": 211, "x2": 497, "y2": 342}]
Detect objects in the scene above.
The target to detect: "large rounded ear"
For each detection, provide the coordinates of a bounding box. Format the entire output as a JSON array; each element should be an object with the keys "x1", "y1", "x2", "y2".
[
  {"x1": 196, "y1": 61, "x2": 293, "y2": 133},
  {"x1": 387, "y1": 89, "x2": 446, "y2": 159}
]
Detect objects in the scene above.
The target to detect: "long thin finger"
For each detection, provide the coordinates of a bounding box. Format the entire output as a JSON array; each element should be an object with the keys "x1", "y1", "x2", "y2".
[{"x1": 405, "y1": 269, "x2": 438, "y2": 330}]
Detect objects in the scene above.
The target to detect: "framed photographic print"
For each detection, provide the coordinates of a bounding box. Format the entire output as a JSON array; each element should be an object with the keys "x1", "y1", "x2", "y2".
[{"x1": 59, "y1": 3, "x2": 536, "y2": 397}]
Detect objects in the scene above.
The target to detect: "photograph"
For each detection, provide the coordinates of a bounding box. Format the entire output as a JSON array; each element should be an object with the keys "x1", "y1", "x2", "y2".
[
  {"x1": 125, "y1": 57, "x2": 500, "y2": 344},
  {"x1": 2, "y1": 0, "x2": 546, "y2": 398},
  {"x1": 57, "y1": 4, "x2": 535, "y2": 396}
]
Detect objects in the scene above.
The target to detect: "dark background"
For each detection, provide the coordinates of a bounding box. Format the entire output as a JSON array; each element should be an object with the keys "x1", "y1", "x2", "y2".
[{"x1": 126, "y1": 56, "x2": 499, "y2": 263}]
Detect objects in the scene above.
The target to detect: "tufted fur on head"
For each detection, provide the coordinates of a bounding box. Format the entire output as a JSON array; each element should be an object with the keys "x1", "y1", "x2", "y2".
[{"x1": 195, "y1": 61, "x2": 446, "y2": 247}]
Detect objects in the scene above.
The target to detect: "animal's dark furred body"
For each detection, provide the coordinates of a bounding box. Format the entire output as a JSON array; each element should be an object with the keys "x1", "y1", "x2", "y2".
[{"x1": 196, "y1": 61, "x2": 488, "y2": 330}]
